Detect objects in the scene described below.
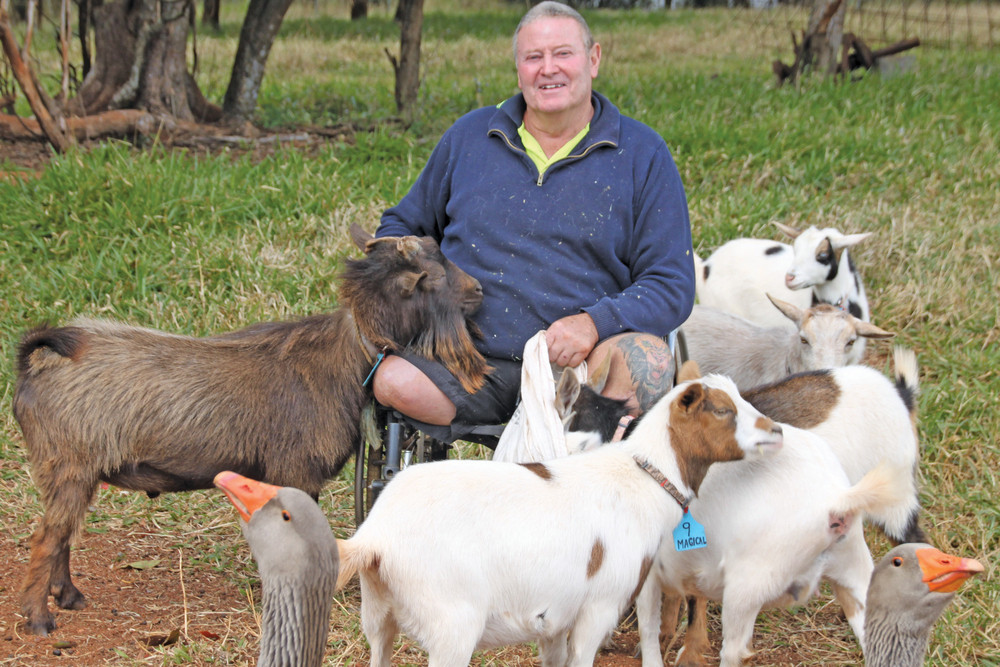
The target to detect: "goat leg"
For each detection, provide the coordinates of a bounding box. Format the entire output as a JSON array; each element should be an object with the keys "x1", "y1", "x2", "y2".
[
  {"x1": 21, "y1": 466, "x2": 97, "y2": 634},
  {"x1": 21, "y1": 526, "x2": 60, "y2": 635},
  {"x1": 49, "y1": 541, "x2": 86, "y2": 610},
  {"x1": 658, "y1": 591, "x2": 683, "y2": 656},
  {"x1": 676, "y1": 596, "x2": 711, "y2": 667}
]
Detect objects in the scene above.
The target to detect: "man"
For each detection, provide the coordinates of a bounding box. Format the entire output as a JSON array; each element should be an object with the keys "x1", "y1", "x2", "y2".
[{"x1": 373, "y1": 1, "x2": 695, "y2": 443}]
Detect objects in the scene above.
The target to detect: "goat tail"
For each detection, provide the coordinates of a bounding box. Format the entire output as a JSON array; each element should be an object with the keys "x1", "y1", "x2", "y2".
[
  {"x1": 335, "y1": 538, "x2": 378, "y2": 591},
  {"x1": 17, "y1": 325, "x2": 86, "y2": 374},
  {"x1": 892, "y1": 346, "x2": 919, "y2": 421},
  {"x1": 831, "y1": 461, "x2": 911, "y2": 528}
]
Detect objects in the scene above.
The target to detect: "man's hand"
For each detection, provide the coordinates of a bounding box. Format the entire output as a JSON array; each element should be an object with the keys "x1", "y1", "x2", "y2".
[{"x1": 545, "y1": 313, "x2": 599, "y2": 368}]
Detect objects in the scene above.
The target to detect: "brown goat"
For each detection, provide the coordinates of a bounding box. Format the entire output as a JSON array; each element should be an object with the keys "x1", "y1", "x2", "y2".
[{"x1": 13, "y1": 223, "x2": 490, "y2": 636}]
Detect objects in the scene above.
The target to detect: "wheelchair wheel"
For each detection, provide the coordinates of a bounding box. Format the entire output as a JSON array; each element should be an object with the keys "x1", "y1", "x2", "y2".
[
  {"x1": 354, "y1": 408, "x2": 452, "y2": 525},
  {"x1": 354, "y1": 436, "x2": 382, "y2": 526}
]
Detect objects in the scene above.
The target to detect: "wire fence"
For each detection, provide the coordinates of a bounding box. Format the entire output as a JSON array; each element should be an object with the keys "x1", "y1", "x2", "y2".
[{"x1": 746, "y1": 0, "x2": 998, "y2": 50}]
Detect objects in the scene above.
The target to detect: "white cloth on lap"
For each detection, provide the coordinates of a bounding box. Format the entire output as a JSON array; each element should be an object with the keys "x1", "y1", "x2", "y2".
[{"x1": 493, "y1": 331, "x2": 587, "y2": 463}]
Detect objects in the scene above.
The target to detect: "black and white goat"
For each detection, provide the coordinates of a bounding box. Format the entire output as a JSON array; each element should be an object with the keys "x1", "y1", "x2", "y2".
[{"x1": 695, "y1": 224, "x2": 871, "y2": 361}]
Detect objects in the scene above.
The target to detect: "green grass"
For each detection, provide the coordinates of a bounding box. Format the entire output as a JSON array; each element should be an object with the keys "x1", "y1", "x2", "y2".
[{"x1": 1, "y1": 2, "x2": 998, "y2": 665}]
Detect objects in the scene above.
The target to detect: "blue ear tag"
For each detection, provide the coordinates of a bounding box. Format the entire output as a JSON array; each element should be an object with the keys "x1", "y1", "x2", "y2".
[{"x1": 673, "y1": 508, "x2": 708, "y2": 552}]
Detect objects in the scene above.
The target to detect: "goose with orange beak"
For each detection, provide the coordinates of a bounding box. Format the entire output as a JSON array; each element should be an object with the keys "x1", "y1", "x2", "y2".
[
  {"x1": 214, "y1": 471, "x2": 338, "y2": 667},
  {"x1": 864, "y1": 542, "x2": 984, "y2": 667}
]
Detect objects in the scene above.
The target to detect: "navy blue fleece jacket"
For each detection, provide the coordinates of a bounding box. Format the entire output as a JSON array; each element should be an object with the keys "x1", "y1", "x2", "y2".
[{"x1": 377, "y1": 91, "x2": 695, "y2": 361}]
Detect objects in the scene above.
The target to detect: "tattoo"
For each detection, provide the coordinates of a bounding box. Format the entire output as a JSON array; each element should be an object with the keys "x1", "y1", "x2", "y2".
[{"x1": 616, "y1": 335, "x2": 674, "y2": 413}]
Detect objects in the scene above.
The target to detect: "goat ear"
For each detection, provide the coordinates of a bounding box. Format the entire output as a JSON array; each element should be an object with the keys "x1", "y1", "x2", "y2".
[
  {"x1": 773, "y1": 221, "x2": 802, "y2": 239},
  {"x1": 677, "y1": 360, "x2": 701, "y2": 383},
  {"x1": 766, "y1": 293, "x2": 805, "y2": 325},
  {"x1": 350, "y1": 223, "x2": 374, "y2": 252},
  {"x1": 855, "y1": 321, "x2": 895, "y2": 339},
  {"x1": 554, "y1": 369, "x2": 582, "y2": 424},
  {"x1": 396, "y1": 237, "x2": 422, "y2": 258},
  {"x1": 396, "y1": 271, "x2": 428, "y2": 297},
  {"x1": 586, "y1": 353, "x2": 611, "y2": 394},
  {"x1": 677, "y1": 382, "x2": 705, "y2": 412},
  {"x1": 831, "y1": 231, "x2": 872, "y2": 250}
]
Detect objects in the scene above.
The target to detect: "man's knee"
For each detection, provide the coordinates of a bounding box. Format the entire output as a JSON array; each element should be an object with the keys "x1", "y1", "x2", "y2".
[
  {"x1": 373, "y1": 356, "x2": 457, "y2": 425},
  {"x1": 593, "y1": 333, "x2": 675, "y2": 414}
]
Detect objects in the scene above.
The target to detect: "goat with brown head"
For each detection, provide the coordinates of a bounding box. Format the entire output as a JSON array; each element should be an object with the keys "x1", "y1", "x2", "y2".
[{"x1": 13, "y1": 224, "x2": 489, "y2": 636}]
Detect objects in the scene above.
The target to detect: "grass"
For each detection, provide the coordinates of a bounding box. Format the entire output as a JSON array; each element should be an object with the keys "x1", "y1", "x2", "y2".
[{"x1": 1, "y1": 1, "x2": 998, "y2": 665}]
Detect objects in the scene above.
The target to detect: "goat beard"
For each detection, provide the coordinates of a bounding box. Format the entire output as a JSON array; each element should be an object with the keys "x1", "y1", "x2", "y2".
[{"x1": 410, "y1": 316, "x2": 491, "y2": 394}]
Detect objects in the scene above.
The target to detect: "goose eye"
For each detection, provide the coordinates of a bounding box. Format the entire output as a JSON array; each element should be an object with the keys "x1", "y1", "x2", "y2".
[
  {"x1": 892, "y1": 557, "x2": 904, "y2": 567},
  {"x1": 282, "y1": 510, "x2": 292, "y2": 522}
]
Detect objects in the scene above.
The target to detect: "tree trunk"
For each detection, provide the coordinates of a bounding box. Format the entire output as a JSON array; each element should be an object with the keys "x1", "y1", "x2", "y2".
[
  {"x1": 78, "y1": 0, "x2": 96, "y2": 78},
  {"x1": 804, "y1": 0, "x2": 847, "y2": 75},
  {"x1": 393, "y1": 0, "x2": 423, "y2": 119},
  {"x1": 203, "y1": 0, "x2": 220, "y2": 30},
  {"x1": 350, "y1": 0, "x2": 368, "y2": 20},
  {"x1": 221, "y1": 0, "x2": 294, "y2": 126},
  {"x1": 70, "y1": 0, "x2": 220, "y2": 121}
]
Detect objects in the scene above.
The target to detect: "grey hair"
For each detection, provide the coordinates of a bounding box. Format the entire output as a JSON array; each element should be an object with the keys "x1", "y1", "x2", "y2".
[{"x1": 512, "y1": 1, "x2": 595, "y2": 61}]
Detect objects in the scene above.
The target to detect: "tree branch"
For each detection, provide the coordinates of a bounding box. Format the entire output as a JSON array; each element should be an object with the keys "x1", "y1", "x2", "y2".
[{"x1": 0, "y1": 8, "x2": 73, "y2": 152}]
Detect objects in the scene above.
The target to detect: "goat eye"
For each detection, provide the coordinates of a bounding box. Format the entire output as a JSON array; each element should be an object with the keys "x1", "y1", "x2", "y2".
[
  {"x1": 281, "y1": 510, "x2": 292, "y2": 522},
  {"x1": 799, "y1": 337, "x2": 809, "y2": 346},
  {"x1": 845, "y1": 339, "x2": 855, "y2": 348},
  {"x1": 713, "y1": 408, "x2": 732, "y2": 418},
  {"x1": 817, "y1": 252, "x2": 831, "y2": 262},
  {"x1": 892, "y1": 557, "x2": 904, "y2": 567}
]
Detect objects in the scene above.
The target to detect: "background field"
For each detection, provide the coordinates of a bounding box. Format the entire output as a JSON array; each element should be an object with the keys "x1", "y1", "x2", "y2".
[{"x1": 0, "y1": 1, "x2": 997, "y2": 665}]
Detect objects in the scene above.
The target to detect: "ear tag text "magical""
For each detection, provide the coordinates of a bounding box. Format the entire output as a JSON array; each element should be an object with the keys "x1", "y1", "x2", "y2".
[{"x1": 673, "y1": 507, "x2": 708, "y2": 552}]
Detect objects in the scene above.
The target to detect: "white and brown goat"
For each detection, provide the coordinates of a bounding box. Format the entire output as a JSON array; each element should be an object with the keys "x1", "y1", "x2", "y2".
[
  {"x1": 13, "y1": 224, "x2": 489, "y2": 636},
  {"x1": 335, "y1": 375, "x2": 782, "y2": 667},
  {"x1": 636, "y1": 359, "x2": 915, "y2": 667}
]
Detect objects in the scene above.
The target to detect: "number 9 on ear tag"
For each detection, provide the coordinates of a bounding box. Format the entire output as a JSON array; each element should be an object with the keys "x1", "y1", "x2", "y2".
[{"x1": 673, "y1": 507, "x2": 707, "y2": 552}]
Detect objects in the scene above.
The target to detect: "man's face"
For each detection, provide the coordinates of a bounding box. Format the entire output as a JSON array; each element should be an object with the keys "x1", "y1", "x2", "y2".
[{"x1": 515, "y1": 16, "x2": 600, "y2": 119}]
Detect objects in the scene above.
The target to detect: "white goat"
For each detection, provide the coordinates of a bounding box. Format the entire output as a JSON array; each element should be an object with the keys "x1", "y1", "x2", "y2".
[
  {"x1": 649, "y1": 348, "x2": 925, "y2": 667},
  {"x1": 695, "y1": 224, "x2": 871, "y2": 361},
  {"x1": 335, "y1": 375, "x2": 783, "y2": 667},
  {"x1": 745, "y1": 345, "x2": 923, "y2": 543},
  {"x1": 681, "y1": 295, "x2": 894, "y2": 391},
  {"x1": 635, "y1": 422, "x2": 908, "y2": 667}
]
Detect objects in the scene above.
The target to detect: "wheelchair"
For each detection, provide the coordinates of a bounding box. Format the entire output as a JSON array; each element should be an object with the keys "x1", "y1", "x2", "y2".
[
  {"x1": 353, "y1": 406, "x2": 504, "y2": 525},
  {"x1": 353, "y1": 330, "x2": 687, "y2": 526}
]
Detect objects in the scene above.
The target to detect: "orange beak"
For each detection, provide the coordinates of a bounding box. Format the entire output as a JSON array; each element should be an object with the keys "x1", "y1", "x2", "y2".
[
  {"x1": 916, "y1": 546, "x2": 985, "y2": 593},
  {"x1": 213, "y1": 471, "x2": 281, "y2": 523}
]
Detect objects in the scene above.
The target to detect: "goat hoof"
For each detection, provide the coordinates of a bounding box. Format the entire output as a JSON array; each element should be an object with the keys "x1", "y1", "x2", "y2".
[
  {"x1": 54, "y1": 587, "x2": 87, "y2": 611},
  {"x1": 25, "y1": 612, "x2": 57, "y2": 636},
  {"x1": 675, "y1": 648, "x2": 708, "y2": 667}
]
